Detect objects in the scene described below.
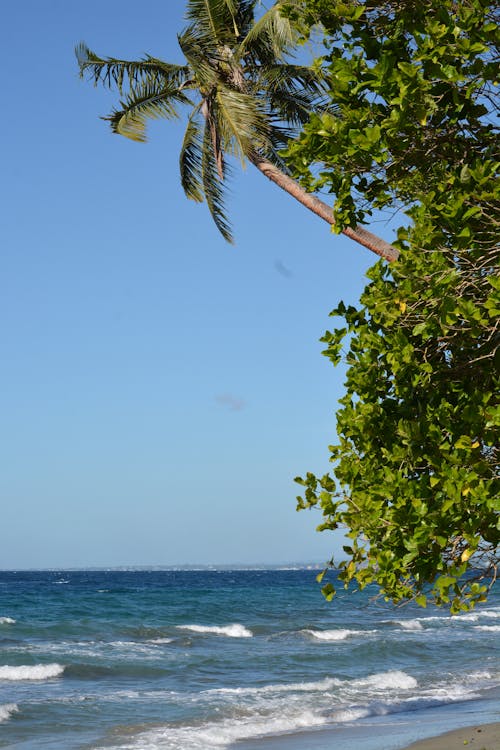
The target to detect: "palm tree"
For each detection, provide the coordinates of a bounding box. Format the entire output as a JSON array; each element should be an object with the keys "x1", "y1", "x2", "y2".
[{"x1": 76, "y1": 0, "x2": 398, "y2": 261}]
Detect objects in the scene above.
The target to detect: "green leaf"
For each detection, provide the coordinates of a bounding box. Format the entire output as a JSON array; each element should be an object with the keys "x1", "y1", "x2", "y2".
[{"x1": 321, "y1": 583, "x2": 336, "y2": 601}]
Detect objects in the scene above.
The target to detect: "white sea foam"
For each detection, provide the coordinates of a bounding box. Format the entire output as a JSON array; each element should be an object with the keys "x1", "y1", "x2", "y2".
[
  {"x1": 384, "y1": 615, "x2": 445, "y2": 629},
  {"x1": 452, "y1": 612, "x2": 480, "y2": 622},
  {"x1": 304, "y1": 628, "x2": 363, "y2": 641},
  {"x1": 177, "y1": 624, "x2": 253, "y2": 638},
  {"x1": 149, "y1": 638, "x2": 174, "y2": 644},
  {"x1": 206, "y1": 676, "x2": 341, "y2": 697},
  {"x1": 396, "y1": 610, "x2": 498, "y2": 627},
  {"x1": 396, "y1": 619, "x2": 424, "y2": 631},
  {"x1": 394, "y1": 670, "x2": 495, "y2": 710},
  {"x1": 0, "y1": 617, "x2": 16, "y2": 625},
  {"x1": 479, "y1": 609, "x2": 500, "y2": 619},
  {"x1": 0, "y1": 703, "x2": 18, "y2": 723},
  {"x1": 96, "y1": 710, "x2": 328, "y2": 749},
  {"x1": 446, "y1": 609, "x2": 500, "y2": 624},
  {"x1": 95, "y1": 670, "x2": 487, "y2": 750},
  {"x1": 330, "y1": 673, "x2": 488, "y2": 726},
  {"x1": 331, "y1": 707, "x2": 373, "y2": 722},
  {"x1": 207, "y1": 671, "x2": 417, "y2": 701},
  {"x1": 6, "y1": 639, "x2": 169, "y2": 662},
  {"x1": 331, "y1": 687, "x2": 479, "y2": 726},
  {"x1": 353, "y1": 670, "x2": 418, "y2": 691},
  {"x1": 406, "y1": 608, "x2": 500, "y2": 627},
  {"x1": 0, "y1": 664, "x2": 64, "y2": 681},
  {"x1": 401, "y1": 684, "x2": 481, "y2": 707},
  {"x1": 108, "y1": 640, "x2": 163, "y2": 653},
  {"x1": 474, "y1": 625, "x2": 500, "y2": 632},
  {"x1": 466, "y1": 671, "x2": 492, "y2": 681},
  {"x1": 94, "y1": 640, "x2": 171, "y2": 661},
  {"x1": 94, "y1": 666, "x2": 495, "y2": 750}
]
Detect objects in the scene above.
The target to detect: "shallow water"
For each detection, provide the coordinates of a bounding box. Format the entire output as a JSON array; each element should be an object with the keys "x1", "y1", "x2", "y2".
[{"x1": 0, "y1": 569, "x2": 498, "y2": 749}]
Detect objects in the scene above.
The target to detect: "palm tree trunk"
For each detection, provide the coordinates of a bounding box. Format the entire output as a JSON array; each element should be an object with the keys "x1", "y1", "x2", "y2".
[{"x1": 249, "y1": 153, "x2": 399, "y2": 262}]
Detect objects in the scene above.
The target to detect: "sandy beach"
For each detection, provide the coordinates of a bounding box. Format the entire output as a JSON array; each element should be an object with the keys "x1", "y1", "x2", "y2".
[{"x1": 403, "y1": 723, "x2": 500, "y2": 750}]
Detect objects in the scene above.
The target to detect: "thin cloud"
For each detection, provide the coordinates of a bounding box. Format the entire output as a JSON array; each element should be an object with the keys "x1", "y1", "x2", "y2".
[
  {"x1": 215, "y1": 394, "x2": 246, "y2": 412},
  {"x1": 274, "y1": 259, "x2": 293, "y2": 278}
]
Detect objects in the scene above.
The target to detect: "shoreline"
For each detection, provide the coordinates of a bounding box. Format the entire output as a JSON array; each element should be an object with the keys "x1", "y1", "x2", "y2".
[{"x1": 402, "y1": 722, "x2": 500, "y2": 750}]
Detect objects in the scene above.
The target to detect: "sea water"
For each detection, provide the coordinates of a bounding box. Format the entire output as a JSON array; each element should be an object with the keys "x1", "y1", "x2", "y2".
[{"x1": 0, "y1": 569, "x2": 498, "y2": 750}]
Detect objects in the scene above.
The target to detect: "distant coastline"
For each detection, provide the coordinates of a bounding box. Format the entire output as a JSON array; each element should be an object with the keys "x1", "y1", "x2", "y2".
[{"x1": 0, "y1": 562, "x2": 326, "y2": 572}]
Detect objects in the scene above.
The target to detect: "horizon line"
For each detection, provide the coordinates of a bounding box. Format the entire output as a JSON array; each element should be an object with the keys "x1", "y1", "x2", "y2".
[{"x1": 0, "y1": 562, "x2": 327, "y2": 572}]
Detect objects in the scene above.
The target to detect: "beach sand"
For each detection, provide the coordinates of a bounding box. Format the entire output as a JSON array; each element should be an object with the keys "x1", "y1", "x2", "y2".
[{"x1": 403, "y1": 723, "x2": 500, "y2": 750}]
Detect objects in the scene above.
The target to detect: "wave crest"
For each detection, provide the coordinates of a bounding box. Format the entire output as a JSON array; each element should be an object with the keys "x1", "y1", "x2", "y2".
[
  {"x1": 0, "y1": 703, "x2": 18, "y2": 723},
  {"x1": 396, "y1": 620, "x2": 424, "y2": 631},
  {"x1": 331, "y1": 707, "x2": 372, "y2": 722},
  {"x1": 304, "y1": 628, "x2": 362, "y2": 641},
  {"x1": 178, "y1": 624, "x2": 252, "y2": 638},
  {"x1": 354, "y1": 670, "x2": 418, "y2": 690},
  {"x1": 206, "y1": 676, "x2": 341, "y2": 697},
  {"x1": 0, "y1": 664, "x2": 64, "y2": 681},
  {"x1": 96, "y1": 710, "x2": 328, "y2": 749},
  {"x1": 474, "y1": 625, "x2": 500, "y2": 632}
]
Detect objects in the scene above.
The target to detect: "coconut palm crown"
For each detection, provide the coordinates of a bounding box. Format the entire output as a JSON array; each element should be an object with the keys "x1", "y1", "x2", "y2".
[{"x1": 76, "y1": 0, "x2": 398, "y2": 260}]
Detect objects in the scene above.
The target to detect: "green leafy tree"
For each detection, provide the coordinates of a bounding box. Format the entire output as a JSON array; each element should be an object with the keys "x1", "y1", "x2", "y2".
[
  {"x1": 76, "y1": 0, "x2": 396, "y2": 260},
  {"x1": 285, "y1": 0, "x2": 499, "y2": 611}
]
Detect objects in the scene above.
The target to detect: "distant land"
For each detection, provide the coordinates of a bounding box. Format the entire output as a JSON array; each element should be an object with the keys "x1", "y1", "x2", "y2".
[{"x1": 0, "y1": 562, "x2": 326, "y2": 571}]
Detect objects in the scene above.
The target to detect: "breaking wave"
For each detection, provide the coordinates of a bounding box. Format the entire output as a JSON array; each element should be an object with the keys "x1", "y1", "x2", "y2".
[
  {"x1": 353, "y1": 670, "x2": 418, "y2": 691},
  {"x1": 396, "y1": 620, "x2": 424, "y2": 631},
  {"x1": 96, "y1": 710, "x2": 328, "y2": 749},
  {"x1": 304, "y1": 628, "x2": 364, "y2": 641},
  {"x1": 0, "y1": 703, "x2": 18, "y2": 723},
  {"x1": 0, "y1": 664, "x2": 64, "y2": 681},
  {"x1": 177, "y1": 623, "x2": 253, "y2": 638},
  {"x1": 474, "y1": 625, "x2": 500, "y2": 632},
  {"x1": 205, "y1": 676, "x2": 342, "y2": 697}
]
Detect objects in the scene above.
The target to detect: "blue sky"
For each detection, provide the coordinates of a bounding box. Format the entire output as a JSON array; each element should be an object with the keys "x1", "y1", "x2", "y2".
[{"x1": 1, "y1": 1, "x2": 396, "y2": 568}]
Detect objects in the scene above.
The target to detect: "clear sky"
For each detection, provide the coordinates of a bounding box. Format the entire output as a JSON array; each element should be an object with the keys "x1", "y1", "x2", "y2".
[{"x1": 0, "y1": 1, "x2": 396, "y2": 568}]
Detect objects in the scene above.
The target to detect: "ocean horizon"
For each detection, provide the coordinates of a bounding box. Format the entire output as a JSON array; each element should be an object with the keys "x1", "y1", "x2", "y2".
[
  {"x1": 0, "y1": 563, "x2": 325, "y2": 572},
  {"x1": 0, "y1": 568, "x2": 498, "y2": 750}
]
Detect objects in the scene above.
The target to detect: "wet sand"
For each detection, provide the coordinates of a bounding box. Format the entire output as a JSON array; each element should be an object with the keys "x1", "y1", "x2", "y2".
[{"x1": 402, "y1": 723, "x2": 500, "y2": 750}]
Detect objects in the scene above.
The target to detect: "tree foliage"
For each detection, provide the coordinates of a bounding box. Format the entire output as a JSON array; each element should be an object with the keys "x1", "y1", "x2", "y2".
[{"x1": 284, "y1": 0, "x2": 499, "y2": 611}]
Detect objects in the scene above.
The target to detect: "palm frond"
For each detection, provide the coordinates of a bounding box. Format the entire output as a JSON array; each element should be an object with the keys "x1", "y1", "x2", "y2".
[
  {"x1": 259, "y1": 63, "x2": 327, "y2": 97},
  {"x1": 233, "y1": 0, "x2": 257, "y2": 41},
  {"x1": 105, "y1": 82, "x2": 191, "y2": 142},
  {"x1": 237, "y1": 2, "x2": 295, "y2": 62},
  {"x1": 267, "y1": 88, "x2": 328, "y2": 128},
  {"x1": 177, "y1": 27, "x2": 218, "y2": 90},
  {"x1": 180, "y1": 105, "x2": 205, "y2": 201},
  {"x1": 215, "y1": 86, "x2": 270, "y2": 162},
  {"x1": 185, "y1": 0, "x2": 240, "y2": 44},
  {"x1": 76, "y1": 43, "x2": 189, "y2": 93},
  {"x1": 256, "y1": 62, "x2": 331, "y2": 130},
  {"x1": 258, "y1": 125, "x2": 294, "y2": 172},
  {"x1": 201, "y1": 118, "x2": 233, "y2": 243}
]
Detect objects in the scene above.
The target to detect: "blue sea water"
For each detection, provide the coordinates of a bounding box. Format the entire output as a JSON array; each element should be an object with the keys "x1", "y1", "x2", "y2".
[{"x1": 0, "y1": 569, "x2": 498, "y2": 750}]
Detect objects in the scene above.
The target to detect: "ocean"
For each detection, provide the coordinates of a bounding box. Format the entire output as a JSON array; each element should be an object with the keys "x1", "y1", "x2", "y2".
[{"x1": 0, "y1": 569, "x2": 498, "y2": 750}]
